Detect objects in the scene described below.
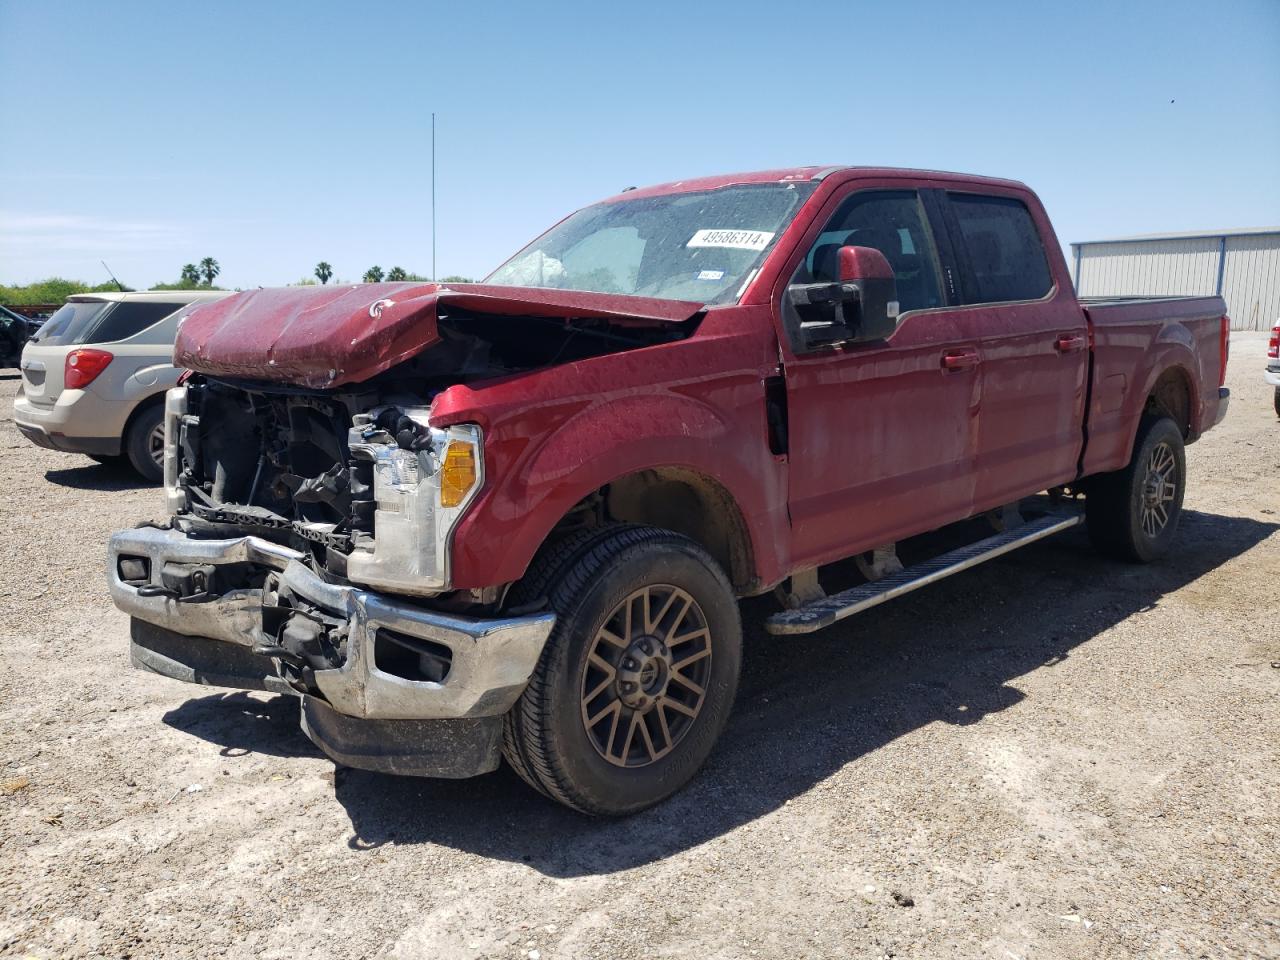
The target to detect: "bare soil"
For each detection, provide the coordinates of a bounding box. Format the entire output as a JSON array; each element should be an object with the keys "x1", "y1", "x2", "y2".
[{"x1": 1, "y1": 337, "x2": 1277, "y2": 959}]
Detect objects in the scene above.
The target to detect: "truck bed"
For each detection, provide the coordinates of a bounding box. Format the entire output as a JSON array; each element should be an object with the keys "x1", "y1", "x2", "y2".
[{"x1": 1080, "y1": 294, "x2": 1228, "y2": 476}]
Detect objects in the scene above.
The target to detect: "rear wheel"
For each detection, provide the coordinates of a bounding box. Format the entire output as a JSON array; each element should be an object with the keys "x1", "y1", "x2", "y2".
[
  {"x1": 1086, "y1": 415, "x2": 1185, "y2": 562},
  {"x1": 123, "y1": 403, "x2": 165, "y2": 483},
  {"x1": 1273, "y1": 386, "x2": 1279, "y2": 418},
  {"x1": 503, "y1": 525, "x2": 742, "y2": 816}
]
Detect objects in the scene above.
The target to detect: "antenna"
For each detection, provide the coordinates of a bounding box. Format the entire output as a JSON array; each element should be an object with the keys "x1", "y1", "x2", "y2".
[
  {"x1": 101, "y1": 260, "x2": 125, "y2": 291},
  {"x1": 431, "y1": 112, "x2": 437, "y2": 282}
]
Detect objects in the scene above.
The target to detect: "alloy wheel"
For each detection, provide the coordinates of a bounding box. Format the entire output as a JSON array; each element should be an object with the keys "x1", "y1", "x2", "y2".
[
  {"x1": 579, "y1": 585, "x2": 712, "y2": 768},
  {"x1": 1140, "y1": 440, "x2": 1178, "y2": 537}
]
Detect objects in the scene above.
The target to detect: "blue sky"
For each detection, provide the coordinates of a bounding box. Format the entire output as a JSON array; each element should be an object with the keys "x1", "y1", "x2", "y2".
[{"x1": 2, "y1": 0, "x2": 1277, "y2": 290}]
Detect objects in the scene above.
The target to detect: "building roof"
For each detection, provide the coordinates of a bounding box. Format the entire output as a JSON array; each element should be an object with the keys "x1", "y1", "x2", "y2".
[{"x1": 1073, "y1": 226, "x2": 1280, "y2": 247}]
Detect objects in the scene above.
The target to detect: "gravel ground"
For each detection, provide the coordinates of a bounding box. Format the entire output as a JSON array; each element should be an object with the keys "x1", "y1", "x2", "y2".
[{"x1": 1, "y1": 335, "x2": 1277, "y2": 960}]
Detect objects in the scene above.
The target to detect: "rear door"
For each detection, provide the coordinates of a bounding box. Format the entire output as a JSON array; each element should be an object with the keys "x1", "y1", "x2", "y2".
[{"x1": 933, "y1": 189, "x2": 1088, "y2": 505}]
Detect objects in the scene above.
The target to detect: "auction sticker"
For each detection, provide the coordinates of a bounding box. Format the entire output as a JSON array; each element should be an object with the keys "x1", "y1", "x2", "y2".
[{"x1": 687, "y1": 229, "x2": 774, "y2": 251}]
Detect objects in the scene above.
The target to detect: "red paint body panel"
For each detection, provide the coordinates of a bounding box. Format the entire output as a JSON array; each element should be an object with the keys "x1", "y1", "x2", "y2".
[
  {"x1": 1081, "y1": 297, "x2": 1228, "y2": 475},
  {"x1": 174, "y1": 282, "x2": 703, "y2": 389},
  {"x1": 434, "y1": 305, "x2": 791, "y2": 590},
  {"x1": 173, "y1": 167, "x2": 1230, "y2": 596}
]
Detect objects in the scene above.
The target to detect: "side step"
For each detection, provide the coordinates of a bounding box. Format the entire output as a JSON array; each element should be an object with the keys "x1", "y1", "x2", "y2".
[{"x1": 765, "y1": 513, "x2": 1084, "y2": 636}]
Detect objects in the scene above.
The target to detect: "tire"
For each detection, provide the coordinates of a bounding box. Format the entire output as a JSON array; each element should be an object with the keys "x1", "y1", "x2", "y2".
[
  {"x1": 1273, "y1": 386, "x2": 1279, "y2": 419},
  {"x1": 123, "y1": 402, "x2": 166, "y2": 483},
  {"x1": 1086, "y1": 415, "x2": 1186, "y2": 563},
  {"x1": 502, "y1": 525, "x2": 742, "y2": 816}
]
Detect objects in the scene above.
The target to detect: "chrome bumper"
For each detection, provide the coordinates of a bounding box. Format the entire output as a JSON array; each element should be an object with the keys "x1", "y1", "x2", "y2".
[{"x1": 107, "y1": 526, "x2": 555, "y2": 721}]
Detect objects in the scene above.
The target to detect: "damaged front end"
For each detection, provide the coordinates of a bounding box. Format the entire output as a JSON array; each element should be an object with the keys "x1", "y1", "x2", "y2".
[{"x1": 111, "y1": 283, "x2": 701, "y2": 777}]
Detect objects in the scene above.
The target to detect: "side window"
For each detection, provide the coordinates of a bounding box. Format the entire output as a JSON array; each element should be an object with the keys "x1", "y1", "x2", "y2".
[
  {"x1": 948, "y1": 194, "x2": 1052, "y2": 303},
  {"x1": 80, "y1": 302, "x2": 181, "y2": 344},
  {"x1": 798, "y1": 190, "x2": 943, "y2": 313}
]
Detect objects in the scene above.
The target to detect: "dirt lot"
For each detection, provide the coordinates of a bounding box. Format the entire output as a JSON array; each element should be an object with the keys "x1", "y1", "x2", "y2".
[{"x1": 1, "y1": 336, "x2": 1277, "y2": 960}]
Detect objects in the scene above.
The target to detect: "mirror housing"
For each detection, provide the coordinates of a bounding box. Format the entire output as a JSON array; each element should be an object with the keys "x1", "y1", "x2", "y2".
[{"x1": 788, "y1": 245, "x2": 900, "y2": 350}]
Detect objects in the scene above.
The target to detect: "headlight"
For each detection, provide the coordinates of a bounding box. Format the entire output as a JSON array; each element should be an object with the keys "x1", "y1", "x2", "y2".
[{"x1": 345, "y1": 412, "x2": 483, "y2": 596}]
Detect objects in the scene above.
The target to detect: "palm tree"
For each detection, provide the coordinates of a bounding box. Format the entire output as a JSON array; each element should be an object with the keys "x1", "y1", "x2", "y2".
[
  {"x1": 363, "y1": 266, "x2": 384, "y2": 283},
  {"x1": 180, "y1": 263, "x2": 201, "y2": 286},
  {"x1": 386, "y1": 266, "x2": 407, "y2": 281},
  {"x1": 315, "y1": 262, "x2": 333, "y2": 285},
  {"x1": 199, "y1": 257, "x2": 220, "y2": 286}
]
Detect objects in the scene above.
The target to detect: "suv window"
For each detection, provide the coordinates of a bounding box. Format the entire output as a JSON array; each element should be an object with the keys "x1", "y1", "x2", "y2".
[
  {"x1": 34, "y1": 300, "x2": 180, "y2": 346},
  {"x1": 948, "y1": 194, "x2": 1052, "y2": 304},
  {"x1": 85, "y1": 301, "x2": 179, "y2": 343},
  {"x1": 797, "y1": 190, "x2": 943, "y2": 313}
]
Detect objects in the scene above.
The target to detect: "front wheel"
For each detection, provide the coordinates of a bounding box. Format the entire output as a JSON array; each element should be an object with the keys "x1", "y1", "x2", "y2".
[
  {"x1": 1086, "y1": 415, "x2": 1186, "y2": 562},
  {"x1": 503, "y1": 526, "x2": 742, "y2": 816}
]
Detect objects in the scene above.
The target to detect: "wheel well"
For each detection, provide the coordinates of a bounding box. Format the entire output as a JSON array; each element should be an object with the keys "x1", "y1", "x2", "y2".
[
  {"x1": 550, "y1": 468, "x2": 757, "y2": 594},
  {"x1": 121, "y1": 393, "x2": 165, "y2": 443},
  {"x1": 1145, "y1": 368, "x2": 1192, "y2": 438}
]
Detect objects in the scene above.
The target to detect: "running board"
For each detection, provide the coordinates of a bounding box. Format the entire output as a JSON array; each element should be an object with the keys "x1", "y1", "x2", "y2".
[{"x1": 765, "y1": 513, "x2": 1084, "y2": 636}]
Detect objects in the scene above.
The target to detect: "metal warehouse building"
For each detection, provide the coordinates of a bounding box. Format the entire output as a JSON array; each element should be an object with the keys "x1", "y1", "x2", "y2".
[{"x1": 1071, "y1": 227, "x2": 1280, "y2": 331}]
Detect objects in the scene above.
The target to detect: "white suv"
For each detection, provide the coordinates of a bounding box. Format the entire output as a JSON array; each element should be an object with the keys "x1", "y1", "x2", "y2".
[{"x1": 15, "y1": 290, "x2": 232, "y2": 481}]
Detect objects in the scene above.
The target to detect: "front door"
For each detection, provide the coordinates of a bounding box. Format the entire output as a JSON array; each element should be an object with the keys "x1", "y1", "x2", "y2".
[{"x1": 780, "y1": 187, "x2": 987, "y2": 568}]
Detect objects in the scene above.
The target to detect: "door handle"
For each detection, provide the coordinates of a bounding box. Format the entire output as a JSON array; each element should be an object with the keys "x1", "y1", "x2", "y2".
[
  {"x1": 1055, "y1": 334, "x2": 1087, "y2": 353},
  {"x1": 941, "y1": 348, "x2": 980, "y2": 371}
]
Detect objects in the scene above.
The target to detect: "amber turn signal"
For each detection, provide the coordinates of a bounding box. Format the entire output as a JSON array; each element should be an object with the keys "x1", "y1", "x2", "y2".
[{"x1": 439, "y1": 440, "x2": 478, "y2": 507}]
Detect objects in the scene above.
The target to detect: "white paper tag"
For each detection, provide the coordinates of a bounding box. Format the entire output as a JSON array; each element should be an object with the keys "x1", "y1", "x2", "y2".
[
  {"x1": 687, "y1": 229, "x2": 774, "y2": 252},
  {"x1": 697, "y1": 269, "x2": 725, "y2": 281}
]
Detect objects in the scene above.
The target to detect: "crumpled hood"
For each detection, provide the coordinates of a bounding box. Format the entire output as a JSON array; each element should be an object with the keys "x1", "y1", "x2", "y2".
[{"x1": 174, "y1": 282, "x2": 704, "y2": 389}]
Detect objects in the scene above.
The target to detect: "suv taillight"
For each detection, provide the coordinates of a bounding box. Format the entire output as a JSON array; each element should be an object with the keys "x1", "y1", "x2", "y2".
[
  {"x1": 1268, "y1": 322, "x2": 1279, "y2": 360},
  {"x1": 64, "y1": 348, "x2": 114, "y2": 389}
]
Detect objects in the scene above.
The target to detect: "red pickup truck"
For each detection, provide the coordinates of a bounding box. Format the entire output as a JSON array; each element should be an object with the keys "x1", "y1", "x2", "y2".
[{"x1": 107, "y1": 166, "x2": 1230, "y2": 814}]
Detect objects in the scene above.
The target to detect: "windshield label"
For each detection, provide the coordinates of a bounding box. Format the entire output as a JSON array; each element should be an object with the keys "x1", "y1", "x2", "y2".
[
  {"x1": 697, "y1": 269, "x2": 726, "y2": 281},
  {"x1": 687, "y1": 229, "x2": 774, "y2": 252}
]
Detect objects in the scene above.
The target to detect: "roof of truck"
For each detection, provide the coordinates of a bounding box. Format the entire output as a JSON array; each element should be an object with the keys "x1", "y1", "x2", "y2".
[{"x1": 601, "y1": 166, "x2": 1029, "y2": 203}]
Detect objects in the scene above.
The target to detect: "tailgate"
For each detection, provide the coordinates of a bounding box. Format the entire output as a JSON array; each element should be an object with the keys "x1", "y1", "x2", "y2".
[{"x1": 19, "y1": 343, "x2": 68, "y2": 406}]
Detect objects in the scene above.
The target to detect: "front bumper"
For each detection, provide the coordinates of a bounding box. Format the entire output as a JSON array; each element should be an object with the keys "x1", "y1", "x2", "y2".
[{"x1": 108, "y1": 525, "x2": 555, "y2": 776}]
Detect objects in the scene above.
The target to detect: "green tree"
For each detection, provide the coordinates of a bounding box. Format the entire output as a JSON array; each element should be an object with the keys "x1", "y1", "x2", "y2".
[
  {"x1": 180, "y1": 263, "x2": 201, "y2": 285},
  {"x1": 315, "y1": 261, "x2": 333, "y2": 285},
  {"x1": 439, "y1": 275, "x2": 474, "y2": 283},
  {"x1": 363, "y1": 266, "x2": 384, "y2": 283},
  {"x1": 199, "y1": 257, "x2": 220, "y2": 286},
  {"x1": 385, "y1": 266, "x2": 407, "y2": 281}
]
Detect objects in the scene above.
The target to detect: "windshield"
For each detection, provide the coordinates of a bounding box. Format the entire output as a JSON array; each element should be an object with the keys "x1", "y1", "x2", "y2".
[{"x1": 486, "y1": 182, "x2": 816, "y2": 304}]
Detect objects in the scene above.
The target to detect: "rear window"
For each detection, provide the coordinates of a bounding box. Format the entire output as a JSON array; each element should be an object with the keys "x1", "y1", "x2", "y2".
[
  {"x1": 33, "y1": 300, "x2": 179, "y2": 346},
  {"x1": 949, "y1": 194, "x2": 1053, "y2": 304}
]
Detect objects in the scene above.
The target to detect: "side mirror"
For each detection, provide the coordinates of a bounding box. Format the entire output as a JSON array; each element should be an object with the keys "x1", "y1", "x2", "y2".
[{"x1": 788, "y1": 245, "x2": 900, "y2": 350}]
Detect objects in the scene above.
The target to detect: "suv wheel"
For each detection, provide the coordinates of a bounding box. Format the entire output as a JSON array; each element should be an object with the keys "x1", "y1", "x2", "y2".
[
  {"x1": 503, "y1": 525, "x2": 742, "y2": 815},
  {"x1": 1086, "y1": 415, "x2": 1186, "y2": 562},
  {"x1": 124, "y1": 403, "x2": 166, "y2": 483}
]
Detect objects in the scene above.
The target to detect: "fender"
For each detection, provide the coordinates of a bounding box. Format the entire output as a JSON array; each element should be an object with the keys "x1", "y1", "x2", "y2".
[{"x1": 435, "y1": 323, "x2": 790, "y2": 592}]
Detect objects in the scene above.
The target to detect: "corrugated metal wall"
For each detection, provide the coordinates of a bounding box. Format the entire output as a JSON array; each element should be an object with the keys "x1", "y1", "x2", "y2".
[
  {"x1": 1074, "y1": 232, "x2": 1280, "y2": 330},
  {"x1": 1221, "y1": 235, "x2": 1280, "y2": 332}
]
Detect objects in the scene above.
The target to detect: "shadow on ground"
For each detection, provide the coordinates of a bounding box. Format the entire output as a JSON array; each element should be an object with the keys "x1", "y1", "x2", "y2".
[
  {"x1": 163, "y1": 509, "x2": 1275, "y2": 876},
  {"x1": 44, "y1": 460, "x2": 150, "y2": 491},
  {"x1": 163, "y1": 692, "x2": 322, "y2": 760}
]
